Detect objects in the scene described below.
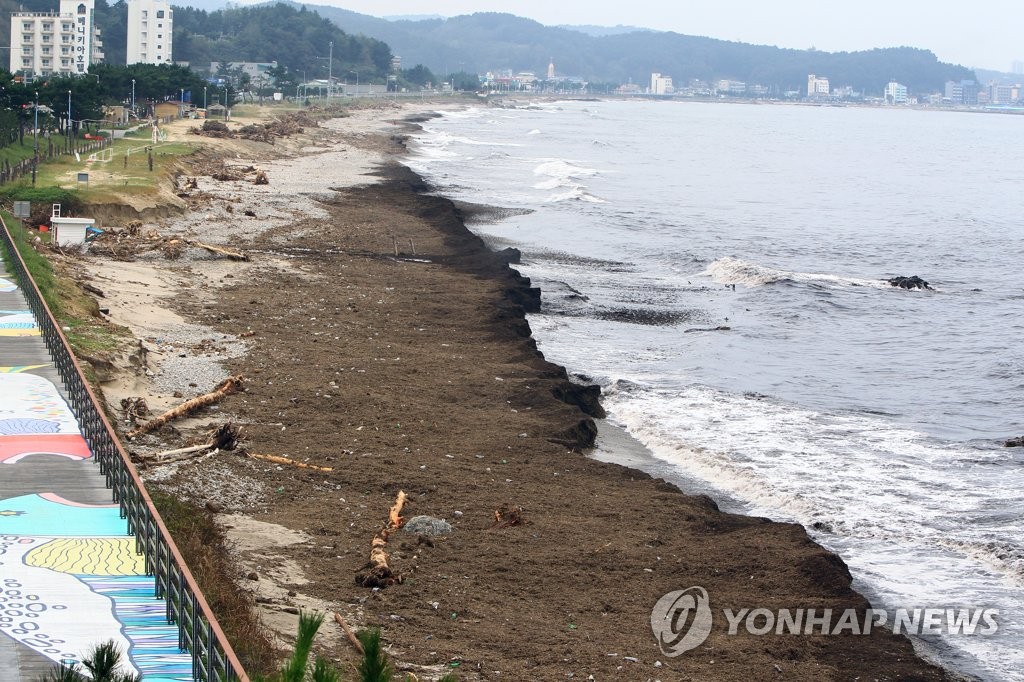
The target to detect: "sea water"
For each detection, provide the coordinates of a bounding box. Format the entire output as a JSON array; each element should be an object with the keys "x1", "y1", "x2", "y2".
[{"x1": 407, "y1": 99, "x2": 1024, "y2": 681}]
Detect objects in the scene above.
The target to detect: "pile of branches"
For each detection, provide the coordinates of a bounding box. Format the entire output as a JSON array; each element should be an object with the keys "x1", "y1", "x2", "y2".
[{"x1": 190, "y1": 120, "x2": 232, "y2": 138}]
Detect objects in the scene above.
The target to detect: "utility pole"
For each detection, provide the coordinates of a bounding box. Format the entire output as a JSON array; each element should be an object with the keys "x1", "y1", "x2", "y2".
[
  {"x1": 67, "y1": 90, "x2": 72, "y2": 153},
  {"x1": 328, "y1": 41, "x2": 333, "y2": 100}
]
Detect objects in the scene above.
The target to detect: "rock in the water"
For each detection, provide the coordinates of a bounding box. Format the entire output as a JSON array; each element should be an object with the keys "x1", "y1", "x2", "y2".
[
  {"x1": 495, "y1": 247, "x2": 522, "y2": 264},
  {"x1": 1005, "y1": 436, "x2": 1024, "y2": 448},
  {"x1": 887, "y1": 275, "x2": 932, "y2": 290},
  {"x1": 403, "y1": 515, "x2": 454, "y2": 536}
]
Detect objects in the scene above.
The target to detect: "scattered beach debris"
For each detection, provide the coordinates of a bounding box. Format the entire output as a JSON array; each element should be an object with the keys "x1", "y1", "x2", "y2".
[
  {"x1": 127, "y1": 340, "x2": 150, "y2": 374},
  {"x1": 402, "y1": 515, "x2": 453, "y2": 537},
  {"x1": 191, "y1": 120, "x2": 232, "y2": 139},
  {"x1": 492, "y1": 503, "x2": 528, "y2": 528},
  {"x1": 356, "y1": 490, "x2": 408, "y2": 588},
  {"x1": 82, "y1": 282, "x2": 106, "y2": 298},
  {"x1": 126, "y1": 375, "x2": 244, "y2": 439},
  {"x1": 120, "y1": 396, "x2": 150, "y2": 424},
  {"x1": 887, "y1": 275, "x2": 932, "y2": 290},
  {"x1": 684, "y1": 325, "x2": 732, "y2": 333},
  {"x1": 191, "y1": 112, "x2": 317, "y2": 144},
  {"x1": 88, "y1": 224, "x2": 250, "y2": 262}
]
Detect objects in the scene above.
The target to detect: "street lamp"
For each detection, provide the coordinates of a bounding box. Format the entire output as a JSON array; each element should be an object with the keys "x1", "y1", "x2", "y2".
[
  {"x1": 131, "y1": 78, "x2": 135, "y2": 118},
  {"x1": 67, "y1": 89, "x2": 72, "y2": 153},
  {"x1": 349, "y1": 70, "x2": 358, "y2": 97},
  {"x1": 203, "y1": 86, "x2": 207, "y2": 110},
  {"x1": 32, "y1": 91, "x2": 38, "y2": 185},
  {"x1": 328, "y1": 41, "x2": 333, "y2": 100}
]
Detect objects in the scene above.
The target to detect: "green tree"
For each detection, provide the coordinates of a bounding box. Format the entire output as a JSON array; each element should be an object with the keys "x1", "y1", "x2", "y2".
[{"x1": 401, "y1": 64, "x2": 436, "y2": 87}]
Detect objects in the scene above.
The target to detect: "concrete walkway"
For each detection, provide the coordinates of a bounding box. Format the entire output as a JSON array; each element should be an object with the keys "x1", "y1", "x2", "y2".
[{"x1": 0, "y1": 247, "x2": 194, "y2": 680}]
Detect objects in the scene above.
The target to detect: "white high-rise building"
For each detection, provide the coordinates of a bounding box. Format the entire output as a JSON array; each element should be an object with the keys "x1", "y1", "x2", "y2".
[
  {"x1": 9, "y1": 0, "x2": 104, "y2": 77},
  {"x1": 885, "y1": 81, "x2": 908, "y2": 104},
  {"x1": 650, "y1": 72, "x2": 674, "y2": 95},
  {"x1": 807, "y1": 74, "x2": 830, "y2": 96},
  {"x1": 127, "y1": 0, "x2": 173, "y2": 65}
]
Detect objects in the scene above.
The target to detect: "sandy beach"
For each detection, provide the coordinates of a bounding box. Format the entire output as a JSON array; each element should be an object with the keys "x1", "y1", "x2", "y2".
[{"x1": 70, "y1": 101, "x2": 950, "y2": 681}]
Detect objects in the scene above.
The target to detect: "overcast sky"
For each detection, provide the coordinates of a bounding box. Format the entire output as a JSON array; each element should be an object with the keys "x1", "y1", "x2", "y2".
[{"x1": 310, "y1": 0, "x2": 1022, "y2": 71}]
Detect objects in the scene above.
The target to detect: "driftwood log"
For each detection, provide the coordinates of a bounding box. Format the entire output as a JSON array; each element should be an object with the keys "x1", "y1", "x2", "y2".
[
  {"x1": 333, "y1": 612, "x2": 365, "y2": 655},
  {"x1": 137, "y1": 423, "x2": 242, "y2": 463},
  {"x1": 126, "y1": 376, "x2": 243, "y2": 439},
  {"x1": 246, "y1": 452, "x2": 333, "y2": 472},
  {"x1": 184, "y1": 240, "x2": 250, "y2": 261},
  {"x1": 356, "y1": 490, "x2": 407, "y2": 588}
]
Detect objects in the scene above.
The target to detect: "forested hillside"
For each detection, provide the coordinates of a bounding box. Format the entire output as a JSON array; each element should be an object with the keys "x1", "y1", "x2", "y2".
[{"x1": 299, "y1": 6, "x2": 975, "y2": 94}]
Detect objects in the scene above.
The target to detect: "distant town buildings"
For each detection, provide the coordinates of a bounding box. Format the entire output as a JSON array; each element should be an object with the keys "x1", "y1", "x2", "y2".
[
  {"x1": 807, "y1": 74, "x2": 830, "y2": 97},
  {"x1": 9, "y1": 0, "x2": 104, "y2": 77},
  {"x1": 988, "y1": 83, "x2": 1016, "y2": 104},
  {"x1": 209, "y1": 61, "x2": 278, "y2": 84},
  {"x1": 650, "y1": 72, "x2": 673, "y2": 95},
  {"x1": 126, "y1": 0, "x2": 173, "y2": 65},
  {"x1": 884, "y1": 81, "x2": 908, "y2": 104},
  {"x1": 716, "y1": 79, "x2": 746, "y2": 95},
  {"x1": 945, "y1": 79, "x2": 980, "y2": 105}
]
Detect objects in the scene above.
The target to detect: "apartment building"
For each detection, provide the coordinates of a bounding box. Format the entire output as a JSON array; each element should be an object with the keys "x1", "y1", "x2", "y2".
[
  {"x1": 127, "y1": 0, "x2": 173, "y2": 65},
  {"x1": 9, "y1": 0, "x2": 104, "y2": 77}
]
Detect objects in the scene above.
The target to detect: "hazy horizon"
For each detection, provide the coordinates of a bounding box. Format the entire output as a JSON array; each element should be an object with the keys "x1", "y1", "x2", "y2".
[{"x1": 227, "y1": 0, "x2": 1023, "y2": 73}]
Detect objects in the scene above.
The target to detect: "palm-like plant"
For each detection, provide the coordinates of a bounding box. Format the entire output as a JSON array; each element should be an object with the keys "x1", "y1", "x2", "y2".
[{"x1": 39, "y1": 640, "x2": 142, "y2": 682}]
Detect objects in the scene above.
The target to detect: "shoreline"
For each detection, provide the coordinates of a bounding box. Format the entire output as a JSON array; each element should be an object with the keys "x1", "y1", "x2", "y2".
[{"x1": 79, "y1": 103, "x2": 951, "y2": 679}]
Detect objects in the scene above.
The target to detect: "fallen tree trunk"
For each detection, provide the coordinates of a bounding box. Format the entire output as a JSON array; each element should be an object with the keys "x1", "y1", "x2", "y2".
[
  {"x1": 126, "y1": 377, "x2": 243, "y2": 439},
  {"x1": 356, "y1": 490, "x2": 407, "y2": 588}
]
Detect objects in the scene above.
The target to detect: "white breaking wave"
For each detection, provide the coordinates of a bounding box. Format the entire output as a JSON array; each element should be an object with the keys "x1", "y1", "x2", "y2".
[
  {"x1": 533, "y1": 159, "x2": 603, "y2": 202},
  {"x1": 546, "y1": 186, "x2": 606, "y2": 203},
  {"x1": 705, "y1": 256, "x2": 890, "y2": 289},
  {"x1": 533, "y1": 158, "x2": 600, "y2": 181},
  {"x1": 527, "y1": 129, "x2": 542, "y2": 135}
]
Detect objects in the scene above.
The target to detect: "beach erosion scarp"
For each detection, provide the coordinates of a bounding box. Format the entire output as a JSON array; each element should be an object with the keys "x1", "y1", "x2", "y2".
[{"x1": 75, "y1": 102, "x2": 951, "y2": 680}]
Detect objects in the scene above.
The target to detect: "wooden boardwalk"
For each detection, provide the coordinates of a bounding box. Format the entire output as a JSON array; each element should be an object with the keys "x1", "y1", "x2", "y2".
[{"x1": 0, "y1": 249, "x2": 195, "y2": 680}]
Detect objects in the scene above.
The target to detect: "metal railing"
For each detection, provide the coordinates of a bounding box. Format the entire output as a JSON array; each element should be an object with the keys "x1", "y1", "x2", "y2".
[{"x1": 0, "y1": 216, "x2": 248, "y2": 682}]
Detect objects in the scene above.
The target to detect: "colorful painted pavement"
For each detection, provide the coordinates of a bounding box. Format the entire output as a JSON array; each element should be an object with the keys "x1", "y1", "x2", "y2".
[{"x1": 0, "y1": 252, "x2": 194, "y2": 680}]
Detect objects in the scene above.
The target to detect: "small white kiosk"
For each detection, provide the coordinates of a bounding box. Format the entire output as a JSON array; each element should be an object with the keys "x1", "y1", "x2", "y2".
[{"x1": 49, "y1": 204, "x2": 97, "y2": 247}]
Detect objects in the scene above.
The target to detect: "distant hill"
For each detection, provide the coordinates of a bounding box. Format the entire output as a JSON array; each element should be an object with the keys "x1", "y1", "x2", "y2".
[
  {"x1": 974, "y1": 68, "x2": 1022, "y2": 85},
  {"x1": 557, "y1": 24, "x2": 654, "y2": 37},
  {"x1": 293, "y1": 5, "x2": 973, "y2": 94}
]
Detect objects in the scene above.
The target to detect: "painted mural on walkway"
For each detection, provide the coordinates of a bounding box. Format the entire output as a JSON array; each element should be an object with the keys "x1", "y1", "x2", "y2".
[
  {"x1": 0, "y1": 372, "x2": 91, "y2": 464},
  {"x1": 0, "y1": 276, "x2": 17, "y2": 292},
  {"x1": 0, "y1": 370, "x2": 194, "y2": 675},
  {"x1": 0, "y1": 310, "x2": 40, "y2": 337}
]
